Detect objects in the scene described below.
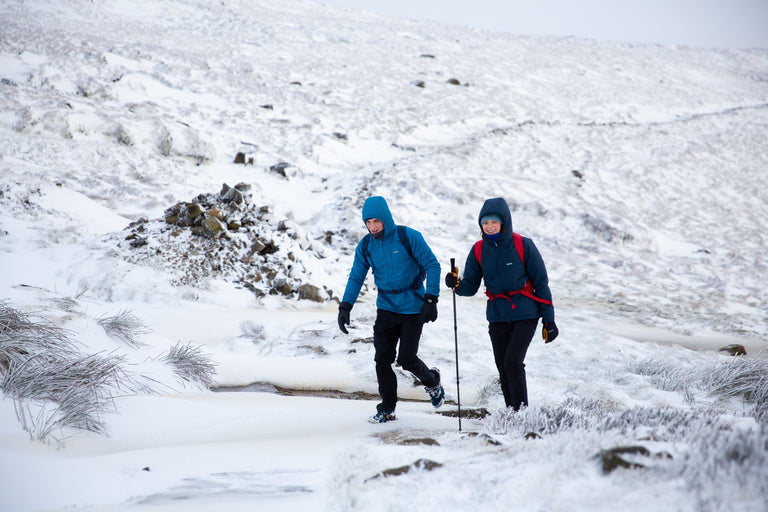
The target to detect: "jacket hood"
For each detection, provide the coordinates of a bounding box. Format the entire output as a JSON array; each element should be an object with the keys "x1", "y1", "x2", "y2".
[
  {"x1": 362, "y1": 196, "x2": 396, "y2": 235},
  {"x1": 478, "y1": 197, "x2": 513, "y2": 241}
]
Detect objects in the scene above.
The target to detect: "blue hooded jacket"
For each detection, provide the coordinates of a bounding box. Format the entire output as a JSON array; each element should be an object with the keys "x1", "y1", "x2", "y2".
[
  {"x1": 342, "y1": 196, "x2": 441, "y2": 314},
  {"x1": 455, "y1": 197, "x2": 555, "y2": 323}
]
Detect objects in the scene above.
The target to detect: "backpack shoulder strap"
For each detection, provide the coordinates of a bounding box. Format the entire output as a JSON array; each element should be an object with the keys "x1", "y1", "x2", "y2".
[
  {"x1": 473, "y1": 239, "x2": 484, "y2": 267},
  {"x1": 512, "y1": 232, "x2": 525, "y2": 265},
  {"x1": 397, "y1": 225, "x2": 426, "y2": 278},
  {"x1": 396, "y1": 226, "x2": 410, "y2": 257},
  {"x1": 360, "y1": 233, "x2": 372, "y2": 268}
]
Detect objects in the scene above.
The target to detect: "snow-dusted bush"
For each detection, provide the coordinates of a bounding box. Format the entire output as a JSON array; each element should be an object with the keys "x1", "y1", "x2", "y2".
[
  {"x1": 483, "y1": 395, "x2": 767, "y2": 512},
  {"x1": 681, "y1": 423, "x2": 768, "y2": 512},
  {"x1": 630, "y1": 356, "x2": 768, "y2": 423},
  {"x1": 161, "y1": 341, "x2": 217, "y2": 388},
  {"x1": 701, "y1": 358, "x2": 768, "y2": 423},
  {"x1": 8, "y1": 353, "x2": 128, "y2": 443},
  {"x1": 0, "y1": 300, "x2": 78, "y2": 369},
  {"x1": 97, "y1": 309, "x2": 150, "y2": 348},
  {"x1": 0, "y1": 301, "x2": 135, "y2": 444}
]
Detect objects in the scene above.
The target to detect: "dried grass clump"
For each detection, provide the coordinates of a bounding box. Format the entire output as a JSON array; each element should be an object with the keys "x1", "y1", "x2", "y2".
[
  {"x1": 631, "y1": 356, "x2": 768, "y2": 424},
  {"x1": 162, "y1": 341, "x2": 217, "y2": 388},
  {"x1": 701, "y1": 357, "x2": 768, "y2": 423},
  {"x1": 0, "y1": 301, "x2": 135, "y2": 444},
  {"x1": 97, "y1": 309, "x2": 150, "y2": 348},
  {"x1": 0, "y1": 301, "x2": 78, "y2": 371}
]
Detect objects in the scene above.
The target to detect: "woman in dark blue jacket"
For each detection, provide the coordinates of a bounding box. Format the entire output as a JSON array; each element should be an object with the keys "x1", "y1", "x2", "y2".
[
  {"x1": 445, "y1": 197, "x2": 558, "y2": 410},
  {"x1": 338, "y1": 196, "x2": 444, "y2": 423}
]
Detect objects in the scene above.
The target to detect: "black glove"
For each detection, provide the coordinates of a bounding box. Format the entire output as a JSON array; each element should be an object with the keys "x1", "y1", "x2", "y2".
[
  {"x1": 444, "y1": 271, "x2": 460, "y2": 289},
  {"x1": 542, "y1": 321, "x2": 559, "y2": 343},
  {"x1": 420, "y1": 294, "x2": 438, "y2": 323},
  {"x1": 338, "y1": 302, "x2": 352, "y2": 334}
]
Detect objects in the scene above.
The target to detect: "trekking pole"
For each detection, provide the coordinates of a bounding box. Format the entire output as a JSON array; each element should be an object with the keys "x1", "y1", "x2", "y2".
[{"x1": 450, "y1": 258, "x2": 462, "y2": 432}]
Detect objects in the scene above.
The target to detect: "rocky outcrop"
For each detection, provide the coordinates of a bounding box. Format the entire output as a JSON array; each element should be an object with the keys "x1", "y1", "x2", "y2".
[{"x1": 119, "y1": 183, "x2": 333, "y2": 302}]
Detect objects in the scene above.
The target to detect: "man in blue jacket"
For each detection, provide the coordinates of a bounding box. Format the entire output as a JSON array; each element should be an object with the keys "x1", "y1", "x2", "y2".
[
  {"x1": 445, "y1": 197, "x2": 558, "y2": 411},
  {"x1": 338, "y1": 196, "x2": 444, "y2": 423}
]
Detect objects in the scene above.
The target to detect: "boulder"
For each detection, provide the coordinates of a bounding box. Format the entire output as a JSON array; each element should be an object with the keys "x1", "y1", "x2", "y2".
[{"x1": 719, "y1": 344, "x2": 747, "y2": 356}]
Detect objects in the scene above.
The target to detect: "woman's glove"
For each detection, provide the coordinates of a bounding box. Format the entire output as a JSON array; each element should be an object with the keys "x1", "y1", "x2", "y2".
[
  {"x1": 542, "y1": 321, "x2": 559, "y2": 343},
  {"x1": 444, "y1": 271, "x2": 460, "y2": 289}
]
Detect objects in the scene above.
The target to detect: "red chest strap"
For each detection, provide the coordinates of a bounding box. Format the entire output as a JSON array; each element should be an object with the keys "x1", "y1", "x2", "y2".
[{"x1": 475, "y1": 233, "x2": 552, "y2": 308}]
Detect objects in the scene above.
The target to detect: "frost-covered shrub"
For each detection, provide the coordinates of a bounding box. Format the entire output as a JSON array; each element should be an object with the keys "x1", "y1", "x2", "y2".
[
  {"x1": 628, "y1": 357, "x2": 696, "y2": 392},
  {"x1": 97, "y1": 309, "x2": 150, "y2": 348},
  {"x1": 701, "y1": 358, "x2": 768, "y2": 423},
  {"x1": 630, "y1": 356, "x2": 768, "y2": 424},
  {"x1": 8, "y1": 353, "x2": 127, "y2": 442},
  {"x1": 0, "y1": 301, "x2": 135, "y2": 444},
  {"x1": 680, "y1": 424, "x2": 768, "y2": 512},
  {"x1": 484, "y1": 397, "x2": 728, "y2": 441},
  {"x1": 0, "y1": 300, "x2": 78, "y2": 370},
  {"x1": 161, "y1": 341, "x2": 217, "y2": 388},
  {"x1": 483, "y1": 397, "x2": 614, "y2": 435}
]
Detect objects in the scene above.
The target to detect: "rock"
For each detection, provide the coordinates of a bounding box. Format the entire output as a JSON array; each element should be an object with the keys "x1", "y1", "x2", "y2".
[
  {"x1": 202, "y1": 216, "x2": 226, "y2": 237},
  {"x1": 298, "y1": 284, "x2": 323, "y2": 302},
  {"x1": 366, "y1": 459, "x2": 443, "y2": 481},
  {"x1": 398, "y1": 437, "x2": 440, "y2": 446},
  {"x1": 220, "y1": 186, "x2": 244, "y2": 205},
  {"x1": 233, "y1": 152, "x2": 246, "y2": 164},
  {"x1": 269, "y1": 162, "x2": 292, "y2": 177},
  {"x1": 446, "y1": 78, "x2": 461, "y2": 85},
  {"x1": 719, "y1": 344, "x2": 746, "y2": 356},
  {"x1": 129, "y1": 236, "x2": 147, "y2": 248},
  {"x1": 595, "y1": 446, "x2": 649, "y2": 474},
  {"x1": 185, "y1": 202, "x2": 203, "y2": 219},
  {"x1": 206, "y1": 208, "x2": 224, "y2": 221}
]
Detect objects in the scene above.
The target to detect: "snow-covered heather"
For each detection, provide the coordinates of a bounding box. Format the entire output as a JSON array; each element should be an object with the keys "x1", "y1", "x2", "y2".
[{"x1": 1, "y1": 0, "x2": 767, "y2": 511}]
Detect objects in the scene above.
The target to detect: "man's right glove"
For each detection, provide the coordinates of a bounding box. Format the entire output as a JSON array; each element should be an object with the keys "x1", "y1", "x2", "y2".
[
  {"x1": 542, "y1": 321, "x2": 559, "y2": 343},
  {"x1": 420, "y1": 294, "x2": 439, "y2": 323},
  {"x1": 337, "y1": 301, "x2": 352, "y2": 334},
  {"x1": 444, "y1": 271, "x2": 460, "y2": 289}
]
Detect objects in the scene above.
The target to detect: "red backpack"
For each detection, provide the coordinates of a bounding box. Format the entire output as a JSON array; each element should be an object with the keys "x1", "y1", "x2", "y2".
[{"x1": 473, "y1": 233, "x2": 552, "y2": 307}]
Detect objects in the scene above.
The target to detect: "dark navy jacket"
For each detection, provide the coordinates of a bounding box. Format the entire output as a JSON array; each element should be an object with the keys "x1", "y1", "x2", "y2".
[
  {"x1": 342, "y1": 196, "x2": 441, "y2": 314},
  {"x1": 455, "y1": 197, "x2": 555, "y2": 323}
]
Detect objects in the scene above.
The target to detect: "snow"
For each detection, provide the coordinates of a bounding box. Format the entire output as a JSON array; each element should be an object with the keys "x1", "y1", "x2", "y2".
[{"x1": 1, "y1": 0, "x2": 768, "y2": 511}]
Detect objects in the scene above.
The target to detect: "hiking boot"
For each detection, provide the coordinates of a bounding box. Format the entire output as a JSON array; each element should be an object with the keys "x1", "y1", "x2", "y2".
[
  {"x1": 425, "y1": 368, "x2": 444, "y2": 408},
  {"x1": 369, "y1": 410, "x2": 396, "y2": 424}
]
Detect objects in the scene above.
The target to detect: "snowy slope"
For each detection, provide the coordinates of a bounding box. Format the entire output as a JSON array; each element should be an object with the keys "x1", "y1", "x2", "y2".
[{"x1": 1, "y1": 1, "x2": 768, "y2": 511}]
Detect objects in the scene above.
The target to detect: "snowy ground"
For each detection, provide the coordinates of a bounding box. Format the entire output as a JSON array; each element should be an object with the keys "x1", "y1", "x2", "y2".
[{"x1": 1, "y1": 1, "x2": 768, "y2": 511}]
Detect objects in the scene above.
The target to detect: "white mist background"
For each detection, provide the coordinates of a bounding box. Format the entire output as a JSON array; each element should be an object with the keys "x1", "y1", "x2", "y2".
[{"x1": 319, "y1": 0, "x2": 768, "y2": 48}]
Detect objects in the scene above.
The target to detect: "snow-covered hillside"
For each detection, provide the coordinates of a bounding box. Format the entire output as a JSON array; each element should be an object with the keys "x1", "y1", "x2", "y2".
[{"x1": 1, "y1": 1, "x2": 767, "y2": 511}]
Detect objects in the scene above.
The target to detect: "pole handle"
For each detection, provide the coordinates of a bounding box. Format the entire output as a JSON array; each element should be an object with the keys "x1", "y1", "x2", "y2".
[{"x1": 450, "y1": 257, "x2": 456, "y2": 273}]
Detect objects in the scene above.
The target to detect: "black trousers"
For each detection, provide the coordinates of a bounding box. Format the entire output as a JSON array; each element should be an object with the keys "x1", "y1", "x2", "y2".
[
  {"x1": 489, "y1": 319, "x2": 538, "y2": 410},
  {"x1": 373, "y1": 309, "x2": 439, "y2": 413}
]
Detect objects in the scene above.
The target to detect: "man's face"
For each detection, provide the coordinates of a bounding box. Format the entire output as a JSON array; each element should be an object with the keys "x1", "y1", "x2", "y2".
[{"x1": 366, "y1": 218, "x2": 384, "y2": 234}]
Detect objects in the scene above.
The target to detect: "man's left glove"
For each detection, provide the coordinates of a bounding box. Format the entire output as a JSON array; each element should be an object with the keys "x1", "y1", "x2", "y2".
[
  {"x1": 338, "y1": 301, "x2": 352, "y2": 334},
  {"x1": 542, "y1": 321, "x2": 559, "y2": 343},
  {"x1": 420, "y1": 294, "x2": 438, "y2": 323}
]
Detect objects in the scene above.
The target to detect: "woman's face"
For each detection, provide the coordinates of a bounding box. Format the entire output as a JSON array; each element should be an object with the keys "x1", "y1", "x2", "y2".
[{"x1": 482, "y1": 219, "x2": 501, "y2": 235}]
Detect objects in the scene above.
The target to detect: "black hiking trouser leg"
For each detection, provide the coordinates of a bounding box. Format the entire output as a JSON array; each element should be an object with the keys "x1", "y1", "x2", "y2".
[
  {"x1": 373, "y1": 309, "x2": 439, "y2": 413},
  {"x1": 489, "y1": 319, "x2": 538, "y2": 410}
]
